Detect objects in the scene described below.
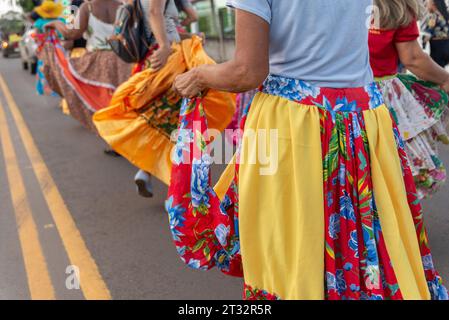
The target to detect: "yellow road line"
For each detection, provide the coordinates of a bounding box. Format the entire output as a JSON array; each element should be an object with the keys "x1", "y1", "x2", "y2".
[
  {"x1": 0, "y1": 100, "x2": 55, "y2": 300},
  {"x1": 0, "y1": 75, "x2": 111, "y2": 300}
]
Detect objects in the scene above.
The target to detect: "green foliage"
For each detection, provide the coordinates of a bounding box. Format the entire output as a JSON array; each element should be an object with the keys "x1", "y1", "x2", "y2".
[{"x1": 0, "y1": 10, "x2": 25, "y2": 34}]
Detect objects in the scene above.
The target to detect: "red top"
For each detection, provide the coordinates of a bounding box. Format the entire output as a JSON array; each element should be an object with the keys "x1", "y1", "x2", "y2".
[{"x1": 368, "y1": 20, "x2": 420, "y2": 77}]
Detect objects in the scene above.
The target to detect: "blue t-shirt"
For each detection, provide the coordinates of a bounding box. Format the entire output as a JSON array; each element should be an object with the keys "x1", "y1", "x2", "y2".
[{"x1": 227, "y1": 0, "x2": 374, "y2": 88}]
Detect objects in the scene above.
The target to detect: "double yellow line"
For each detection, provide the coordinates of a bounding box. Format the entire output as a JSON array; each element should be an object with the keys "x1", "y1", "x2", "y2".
[{"x1": 0, "y1": 74, "x2": 111, "y2": 300}]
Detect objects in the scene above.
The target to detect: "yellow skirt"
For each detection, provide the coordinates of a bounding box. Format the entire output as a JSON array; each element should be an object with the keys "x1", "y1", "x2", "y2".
[{"x1": 165, "y1": 74, "x2": 446, "y2": 300}]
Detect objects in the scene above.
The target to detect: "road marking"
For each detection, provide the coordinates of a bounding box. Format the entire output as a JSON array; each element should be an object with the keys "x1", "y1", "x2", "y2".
[
  {"x1": 0, "y1": 99, "x2": 55, "y2": 300},
  {"x1": 0, "y1": 75, "x2": 111, "y2": 300}
]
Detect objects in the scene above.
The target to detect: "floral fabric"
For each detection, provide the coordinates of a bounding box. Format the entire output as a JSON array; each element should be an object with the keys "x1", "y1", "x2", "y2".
[
  {"x1": 166, "y1": 97, "x2": 243, "y2": 277},
  {"x1": 32, "y1": 28, "x2": 59, "y2": 97},
  {"x1": 378, "y1": 74, "x2": 449, "y2": 199},
  {"x1": 36, "y1": 59, "x2": 56, "y2": 96},
  {"x1": 422, "y1": 11, "x2": 449, "y2": 40}
]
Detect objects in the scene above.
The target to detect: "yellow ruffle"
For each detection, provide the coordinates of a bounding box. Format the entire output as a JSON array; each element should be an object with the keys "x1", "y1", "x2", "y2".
[{"x1": 93, "y1": 36, "x2": 235, "y2": 185}]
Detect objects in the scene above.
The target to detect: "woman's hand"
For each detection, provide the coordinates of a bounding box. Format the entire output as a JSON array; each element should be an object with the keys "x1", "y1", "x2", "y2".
[
  {"x1": 173, "y1": 67, "x2": 206, "y2": 98},
  {"x1": 43, "y1": 21, "x2": 58, "y2": 31},
  {"x1": 43, "y1": 20, "x2": 66, "y2": 35},
  {"x1": 150, "y1": 45, "x2": 172, "y2": 71}
]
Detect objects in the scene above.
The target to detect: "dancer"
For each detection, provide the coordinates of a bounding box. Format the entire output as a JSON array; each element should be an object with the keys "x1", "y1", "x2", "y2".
[
  {"x1": 32, "y1": 0, "x2": 65, "y2": 96},
  {"x1": 130, "y1": 0, "x2": 185, "y2": 197},
  {"x1": 170, "y1": 0, "x2": 448, "y2": 300},
  {"x1": 60, "y1": 0, "x2": 88, "y2": 115},
  {"x1": 174, "y1": 0, "x2": 198, "y2": 28},
  {"x1": 370, "y1": 0, "x2": 449, "y2": 199},
  {"x1": 93, "y1": 0, "x2": 235, "y2": 195},
  {"x1": 42, "y1": 0, "x2": 132, "y2": 132}
]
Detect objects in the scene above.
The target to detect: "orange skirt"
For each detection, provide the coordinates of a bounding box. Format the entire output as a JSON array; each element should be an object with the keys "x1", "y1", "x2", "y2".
[{"x1": 93, "y1": 36, "x2": 236, "y2": 184}]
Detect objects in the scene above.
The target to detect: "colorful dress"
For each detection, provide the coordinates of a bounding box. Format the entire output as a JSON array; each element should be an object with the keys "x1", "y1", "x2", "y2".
[
  {"x1": 167, "y1": 75, "x2": 448, "y2": 301},
  {"x1": 41, "y1": 10, "x2": 132, "y2": 132},
  {"x1": 92, "y1": 36, "x2": 236, "y2": 185},
  {"x1": 421, "y1": 9, "x2": 449, "y2": 68},
  {"x1": 369, "y1": 20, "x2": 449, "y2": 199},
  {"x1": 165, "y1": 0, "x2": 448, "y2": 300},
  {"x1": 33, "y1": 18, "x2": 64, "y2": 96}
]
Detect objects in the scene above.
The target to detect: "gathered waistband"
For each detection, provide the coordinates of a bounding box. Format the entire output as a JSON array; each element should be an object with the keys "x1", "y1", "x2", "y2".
[{"x1": 261, "y1": 74, "x2": 385, "y2": 112}]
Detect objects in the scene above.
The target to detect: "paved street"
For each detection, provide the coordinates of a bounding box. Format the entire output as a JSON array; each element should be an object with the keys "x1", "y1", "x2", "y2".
[
  {"x1": 0, "y1": 56, "x2": 243, "y2": 300},
  {"x1": 0, "y1": 55, "x2": 448, "y2": 300}
]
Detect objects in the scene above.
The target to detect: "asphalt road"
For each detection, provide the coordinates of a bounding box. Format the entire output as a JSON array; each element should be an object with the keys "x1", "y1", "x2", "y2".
[{"x1": 0, "y1": 56, "x2": 448, "y2": 300}]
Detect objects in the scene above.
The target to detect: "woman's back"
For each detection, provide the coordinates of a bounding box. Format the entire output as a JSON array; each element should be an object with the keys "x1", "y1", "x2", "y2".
[
  {"x1": 227, "y1": 0, "x2": 374, "y2": 88},
  {"x1": 89, "y1": 0, "x2": 120, "y2": 24},
  {"x1": 85, "y1": 0, "x2": 119, "y2": 51}
]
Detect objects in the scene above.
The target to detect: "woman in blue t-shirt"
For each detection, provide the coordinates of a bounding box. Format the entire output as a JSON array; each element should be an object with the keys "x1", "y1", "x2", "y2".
[{"x1": 168, "y1": 0, "x2": 448, "y2": 300}]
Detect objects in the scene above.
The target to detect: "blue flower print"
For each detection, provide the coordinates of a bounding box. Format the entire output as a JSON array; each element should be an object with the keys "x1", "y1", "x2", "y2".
[
  {"x1": 351, "y1": 115, "x2": 362, "y2": 139},
  {"x1": 349, "y1": 230, "x2": 359, "y2": 258},
  {"x1": 340, "y1": 192, "x2": 356, "y2": 222},
  {"x1": 191, "y1": 154, "x2": 212, "y2": 208},
  {"x1": 329, "y1": 213, "x2": 341, "y2": 240},
  {"x1": 336, "y1": 269, "x2": 347, "y2": 294},
  {"x1": 338, "y1": 163, "x2": 346, "y2": 186},
  {"x1": 326, "y1": 272, "x2": 337, "y2": 291},
  {"x1": 214, "y1": 250, "x2": 231, "y2": 273},
  {"x1": 215, "y1": 224, "x2": 230, "y2": 247},
  {"x1": 334, "y1": 97, "x2": 358, "y2": 113},
  {"x1": 173, "y1": 129, "x2": 193, "y2": 165},
  {"x1": 393, "y1": 127, "x2": 406, "y2": 150},
  {"x1": 187, "y1": 258, "x2": 208, "y2": 270},
  {"x1": 344, "y1": 262, "x2": 353, "y2": 271},
  {"x1": 422, "y1": 254, "x2": 435, "y2": 271},
  {"x1": 350, "y1": 284, "x2": 360, "y2": 293},
  {"x1": 262, "y1": 75, "x2": 320, "y2": 102},
  {"x1": 220, "y1": 194, "x2": 232, "y2": 212},
  {"x1": 165, "y1": 196, "x2": 186, "y2": 241},
  {"x1": 428, "y1": 277, "x2": 449, "y2": 300},
  {"x1": 365, "y1": 82, "x2": 384, "y2": 109}
]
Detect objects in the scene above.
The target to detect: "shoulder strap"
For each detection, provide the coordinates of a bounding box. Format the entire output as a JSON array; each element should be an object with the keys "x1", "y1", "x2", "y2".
[
  {"x1": 136, "y1": 0, "x2": 170, "y2": 13},
  {"x1": 165, "y1": 0, "x2": 171, "y2": 11}
]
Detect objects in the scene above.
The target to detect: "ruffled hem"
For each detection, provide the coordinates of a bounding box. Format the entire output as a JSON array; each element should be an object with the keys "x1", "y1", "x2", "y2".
[
  {"x1": 243, "y1": 282, "x2": 449, "y2": 300},
  {"x1": 243, "y1": 284, "x2": 281, "y2": 300},
  {"x1": 378, "y1": 75, "x2": 449, "y2": 198},
  {"x1": 428, "y1": 277, "x2": 449, "y2": 300},
  {"x1": 41, "y1": 41, "x2": 131, "y2": 131}
]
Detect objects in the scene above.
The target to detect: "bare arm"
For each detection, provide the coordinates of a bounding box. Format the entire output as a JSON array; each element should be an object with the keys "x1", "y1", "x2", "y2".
[
  {"x1": 173, "y1": 10, "x2": 269, "y2": 97},
  {"x1": 180, "y1": 5, "x2": 198, "y2": 27},
  {"x1": 149, "y1": 0, "x2": 170, "y2": 48},
  {"x1": 396, "y1": 40, "x2": 449, "y2": 90},
  {"x1": 148, "y1": 0, "x2": 173, "y2": 70},
  {"x1": 45, "y1": 3, "x2": 89, "y2": 40}
]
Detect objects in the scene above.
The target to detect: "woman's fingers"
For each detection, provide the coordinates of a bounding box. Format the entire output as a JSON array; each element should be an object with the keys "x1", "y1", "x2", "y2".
[
  {"x1": 174, "y1": 82, "x2": 200, "y2": 98},
  {"x1": 150, "y1": 56, "x2": 162, "y2": 70}
]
